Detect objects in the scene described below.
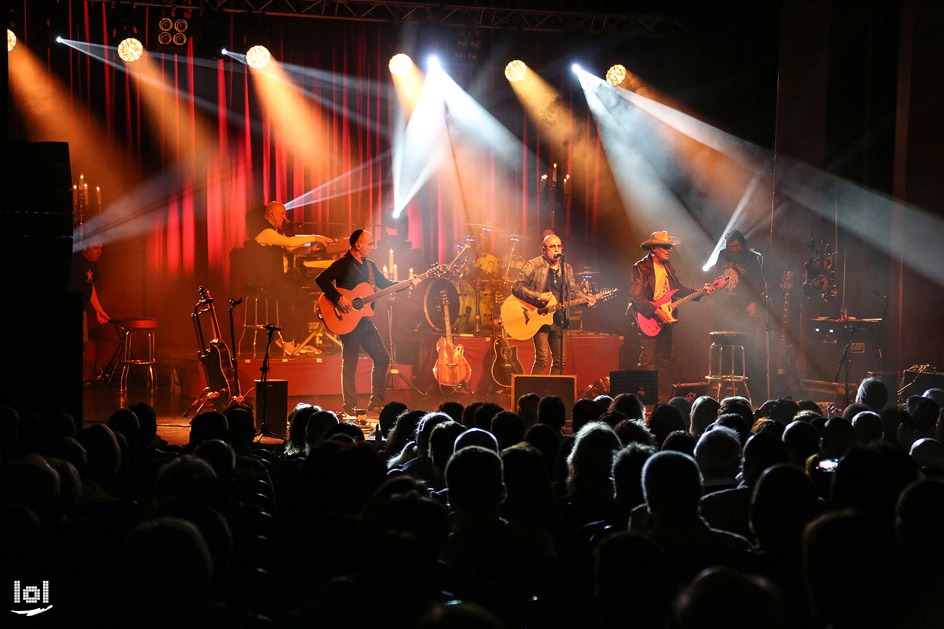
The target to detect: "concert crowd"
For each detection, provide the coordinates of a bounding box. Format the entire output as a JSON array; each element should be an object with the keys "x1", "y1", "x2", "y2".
[{"x1": 2, "y1": 380, "x2": 944, "y2": 627}]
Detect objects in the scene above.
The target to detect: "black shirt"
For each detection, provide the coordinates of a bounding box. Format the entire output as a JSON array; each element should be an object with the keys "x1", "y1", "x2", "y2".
[{"x1": 315, "y1": 252, "x2": 395, "y2": 304}]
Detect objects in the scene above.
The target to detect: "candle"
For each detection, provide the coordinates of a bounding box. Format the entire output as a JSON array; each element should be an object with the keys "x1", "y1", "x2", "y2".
[
  {"x1": 393, "y1": 264, "x2": 398, "y2": 281},
  {"x1": 95, "y1": 186, "x2": 102, "y2": 210},
  {"x1": 383, "y1": 265, "x2": 389, "y2": 279},
  {"x1": 552, "y1": 163, "x2": 557, "y2": 182},
  {"x1": 409, "y1": 268, "x2": 414, "y2": 278},
  {"x1": 389, "y1": 249, "x2": 394, "y2": 278},
  {"x1": 73, "y1": 184, "x2": 77, "y2": 207}
]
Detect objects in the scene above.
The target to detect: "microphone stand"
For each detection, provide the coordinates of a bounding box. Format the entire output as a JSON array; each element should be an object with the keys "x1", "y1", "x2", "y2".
[
  {"x1": 834, "y1": 326, "x2": 857, "y2": 408},
  {"x1": 255, "y1": 324, "x2": 282, "y2": 440},
  {"x1": 753, "y1": 249, "x2": 771, "y2": 401}
]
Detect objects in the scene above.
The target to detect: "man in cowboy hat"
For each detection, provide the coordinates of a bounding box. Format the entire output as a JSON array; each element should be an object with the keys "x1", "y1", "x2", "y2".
[{"x1": 629, "y1": 231, "x2": 699, "y2": 402}]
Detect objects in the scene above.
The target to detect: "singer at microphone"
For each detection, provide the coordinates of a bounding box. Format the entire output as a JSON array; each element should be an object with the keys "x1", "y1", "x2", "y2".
[
  {"x1": 510, "y1": 233, "x2": 597, "y2": 376},
  {"x1": 709, "y1": 229, "x2": 766, "y2": 396}
]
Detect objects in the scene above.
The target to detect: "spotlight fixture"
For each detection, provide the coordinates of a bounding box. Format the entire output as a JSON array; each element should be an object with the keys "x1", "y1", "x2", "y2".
[
  {"x1": 7, "y1": 29, "x2": 15, "y2": 52},
  {"x1": 246, "y1": 44, "x2": 271, "y2": 69},
  {"x1": 606, "y1": 64, "x2": 627, "y2": 86},
  {"x1": 427, "y1": 56, "x2": 440, "y2": 71},
  {"x1": 153, "y1": 14, "x2": 190, "y2": 52},
  {"x1": 388, "y1": 53, "x2": 412, "y2": 77},
  {"x1": 504, "y1": 60, "x2": 527, "y2": 82},
  {"x1": 571, "y1": 63, "x2": 581, "y2": 74},
  {"x1": 117, "y1": 37, "x2": 144, "y2": 62}
]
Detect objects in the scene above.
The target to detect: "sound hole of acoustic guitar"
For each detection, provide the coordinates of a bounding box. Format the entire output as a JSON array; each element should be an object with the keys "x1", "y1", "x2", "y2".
[{"x1": 352, "y1": 298, "x2": 364, "y2": 310}]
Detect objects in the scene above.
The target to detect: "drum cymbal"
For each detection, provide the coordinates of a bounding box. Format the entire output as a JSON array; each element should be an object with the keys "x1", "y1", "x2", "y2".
[
  {"x1": 507, "y1": 233, "x2": 523, "y2": 242},
  {"x1": 467, "y1": 223, "x2": 492, "y2": 233},
  {"x1": 579, "y1": 270, "x2": 600, "y2": 276}
]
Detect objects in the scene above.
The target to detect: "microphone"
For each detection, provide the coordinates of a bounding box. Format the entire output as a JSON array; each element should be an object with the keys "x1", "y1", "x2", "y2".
[
  {"x1": 263, "y1": 324, "x2": 281, "y2": 332},
  {"x1": 229, "y1": 298, "x2": 243, "y2": 306},
  {"x1": 873, "y1": 291, "x2": 888, "y2": 300},
  {"x1": 556, "y1": 253, "x2": 564, "y2": 260},
  {"x1": 750, "y1": 248, "x2": 763, "y2": 258}
]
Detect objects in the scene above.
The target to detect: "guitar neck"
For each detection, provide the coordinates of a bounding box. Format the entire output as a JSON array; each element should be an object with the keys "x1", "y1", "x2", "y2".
[
  {"x1": 360, "y1": 269, "x2": 432, "y2": 305},
  {"x1": 668, "y1": 287, "x2": 709, "y2": 310}
]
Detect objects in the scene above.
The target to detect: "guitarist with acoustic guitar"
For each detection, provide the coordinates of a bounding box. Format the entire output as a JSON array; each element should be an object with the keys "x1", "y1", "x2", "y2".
[
  {"x1": 629, "y1": 230, "x2": 717, "y2": 402},
  {"x1": 511, "y1": 233, "x2": 597, "y2": 375},
  {"x1": 315, "y1": 230, "x2": 421, "y2": 415}
]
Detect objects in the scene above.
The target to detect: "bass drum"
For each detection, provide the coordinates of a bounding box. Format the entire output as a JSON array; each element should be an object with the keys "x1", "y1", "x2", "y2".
[
  {"x1": 394, "y1": 278, "x2": 460, "y2": 333},
  {"x1": 472, "y1": 252, "x2": 500, "y2": 279}
]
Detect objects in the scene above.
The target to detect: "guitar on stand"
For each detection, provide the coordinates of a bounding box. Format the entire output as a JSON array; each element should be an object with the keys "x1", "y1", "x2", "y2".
[
  {"x1": 317, "y1": 265, "x2": 446, "y2": 335},
  {"x1": 186, "y1": 286, "x2": 242, "y2": 417},
  {"x1": 501, "y1": 289, "x2": 619, "y2": 340},
  {"x1": 433, "y1": 290, "x2": 473, "y2": 393},
  {"x1": 490, "y1": 322, "x2": 523, "y2": 389},
  {"x1": 635, "y1": 277, "x2": 729, "y2": 337}
]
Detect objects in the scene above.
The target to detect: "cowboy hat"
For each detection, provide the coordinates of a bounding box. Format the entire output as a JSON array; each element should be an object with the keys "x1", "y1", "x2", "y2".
[{"x1": 641, "y1": 231, "x2": 682, "y2": 249}]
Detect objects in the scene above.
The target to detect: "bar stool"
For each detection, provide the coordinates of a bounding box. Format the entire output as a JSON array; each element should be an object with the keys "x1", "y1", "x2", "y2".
[
  {"x1": 119, "y1": 319, "x2": 158, "y2": 395},
  {"x1": 706, "y1": 330, "x2": 751, "y2": 404},
  {"x1": 239, "y1": 287, "x2": 283, "y2": 357}
]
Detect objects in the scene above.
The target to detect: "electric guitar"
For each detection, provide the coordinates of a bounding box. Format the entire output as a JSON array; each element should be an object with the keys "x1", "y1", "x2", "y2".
[
  {"x1": 490, "y1": 323, "x2": 523, "y2": 388},
  {"x1": 500, "y1": 288, "x2": 619, "y2": 340},
  {"x1": 635, "y1": 276, "x2": 729, "y2": 337},
  {"x1": 433, "y1": 290, "x2": 472, "y2": 390},
  {"x1": 317, "y1": 265, "x2": 446, "y2": 335},
  {"x1": 195, "y1": 286, "x2": 239, "y2": 400}
]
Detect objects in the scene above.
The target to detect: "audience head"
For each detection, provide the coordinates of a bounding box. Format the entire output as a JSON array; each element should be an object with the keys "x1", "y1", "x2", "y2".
[
  {"x1": 537, "y1": 395, "x2": 567, "y2": 433},
  {"x1": 472, "y1": 402, "x2": 503, "y2": 431},
  {"x1": 909, "y1": 438, "x2": 944, "y2": 475},
  {"x1": 667, "y1": 396, "x2": 693, "y2": 431},
  {"x1": 129, "y1": 402, "x2": 158, "y2": 447},
  {"x1": 77, "y1": 424, "x2": 122, "y2": 486},
  {"x1": 107, "y1": 408, "x2": 141, "y2": 450},
  {"x1": 566, "y1": 422, "x2": 621, "y2": 496},
  {"x1": 643, "y1": 451, "x2": 702, "y2": 525},
  {"x1": 690, "y1": 395, "x2": 721, "y2": 438},
  {"x1": 693, "y1": 426, "x2": 742, "y2": 485},
  {"x1": 719, "y1": 396, "x2": 753, "y2": 428},
  {"x1": 674, "y1": 566, "x2": 785, "y2": 629},
  {"x1": 445, "y1": 446, "x2": 505, "y2": 516},
  {"x1": 189, "y1": 411, "x2": 228, "y2": 444},
  {"x1": 516, "y1": 393, "x2": 540, "y2": 429},
  {"x1": 648, "y1": 403, "x2": 686, "y2": 449},
  {"x1": 489, "y1": 411, "x2": 525, "y2": 450},
  {"x1": 438, "y1": 400, "x2": 464, "y2": 423},
  {"x1": 614, "y1": 418, "x2": 652, "y2": 447},
  {"x1": 852, "y1": 410, "x2": 883, "y2": 444},
  {"x1": 572, "y1": 398, "x2": 604, "y2": 434},
  {"x1": 612, "y1": 443, "x2": 657, "y2": 509},
  {"x1": 454, "y1": 427, "x2": 498, "y2": 454},
  {"x1": 378, "y1": 401, "x2": 408, "y2": 438},
  {"x1": 224, "y1": 407, "x2": 256, "y2": 450},
  {"x1": 750, "y1": 464, "x2": 822, "y2": 551},
  {"x1": 428, "y1": 421, "x2": 466, "y2": 474},
  {"x1": 661, "y1": 430, "x2": 696, "y2": 455},
  {"x1": 923, "y1": 387, "x2": 944, "y2": 408},
  {"x1": 305, "y1": 410, "x2": 340, "y2": 451},
  {"x1": 609, "y1": 393, "x2": 645, "y2": 420},
  {"x1": 783, "y1": 419, "x2": 821, "y2": 468},
  {"x1": 856, "y1": 377, "x2": 889, "y2": 411},
  {"x1": 741, "y1": 431, "x2": 788, "y2": 487},
  {"x1": 821, "y1": 417, "x2": 856, "y2": 459}
]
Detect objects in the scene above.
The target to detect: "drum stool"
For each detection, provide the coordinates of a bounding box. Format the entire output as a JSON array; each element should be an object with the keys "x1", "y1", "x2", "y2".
[
  {"x1": 240, "y1": 287, "x2": 283, "y2": 357},
  {"x1": 118, "y1": 319, "x2": 158, "y2": 395},
  {"x1": 705, "y1": 330, "x2": 751, "y2": 404}
]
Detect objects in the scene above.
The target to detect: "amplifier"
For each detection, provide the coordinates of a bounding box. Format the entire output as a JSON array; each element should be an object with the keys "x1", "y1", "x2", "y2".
[
  {"x1": 255, "y1": 379, "x2": 289, "y2": 438},
  {"x1": 899, "y1": 366, "x2": 944, "y2": 401},
  {"x1": 672, "y1": 382, "x2": 709, "y2": 404},
  {"x1": 610, "y1": 369, "x2": 659, "y2": 405},
  {"x1": 512, "y1": 375, "x2": 577, "y2": 419},
  {"x1": 804, "y1": 318, "x2": 882, "y2": 384}
]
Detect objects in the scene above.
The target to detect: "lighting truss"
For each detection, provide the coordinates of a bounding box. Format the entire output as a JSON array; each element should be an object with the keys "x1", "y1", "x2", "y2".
[{"x1": 82, "y1": 1, "x2": 688, "y2": 35}]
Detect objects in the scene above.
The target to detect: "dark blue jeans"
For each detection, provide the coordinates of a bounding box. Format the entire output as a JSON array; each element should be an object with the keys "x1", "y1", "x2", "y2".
[
  {"x1": 340, "y1": 318, "x2": 389, "y2": 409},
  {"x1": 532, "y1": 324, "x2": 565, "y2": 375}
]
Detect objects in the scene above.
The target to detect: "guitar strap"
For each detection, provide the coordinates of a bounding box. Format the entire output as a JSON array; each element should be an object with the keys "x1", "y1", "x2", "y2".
[{"x1": 366, "y1": 260, "x2": 376, "y2": 290}]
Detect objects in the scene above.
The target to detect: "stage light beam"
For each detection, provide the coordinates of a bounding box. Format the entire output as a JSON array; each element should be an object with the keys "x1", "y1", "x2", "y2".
[
  {"x1": 117, "y1": 37, "x2": 144, "y2": 62},
  {"x1": 246, "y1": 45, "x2": 271, "y2": 69},
  {"x1": 389, "y1": 53, "x2": 412, "y2": 77},
  {"x1": 7, "y1": 29, "x2": 15, "y2": 52},
  {"x1": 504, "y1": 60, "x2": 527, "y2": 82},
  {"x1": 606, "y1": 64, "x2": 627, "y2": 86}
]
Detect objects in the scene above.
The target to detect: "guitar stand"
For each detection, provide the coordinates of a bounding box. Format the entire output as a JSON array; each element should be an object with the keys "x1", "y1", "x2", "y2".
[{"x1": 184, "y1": 388, "x2": 224, "y2": 418}]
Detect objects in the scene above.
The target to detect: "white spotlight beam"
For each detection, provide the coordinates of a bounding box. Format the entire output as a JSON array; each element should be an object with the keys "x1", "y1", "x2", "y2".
[{"x1": 285, "y1": 151, "x2": 390, "y2": 210}]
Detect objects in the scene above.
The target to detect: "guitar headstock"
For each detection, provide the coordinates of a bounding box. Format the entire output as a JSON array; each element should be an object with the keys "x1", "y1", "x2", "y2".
[
  {"x1": 198, "y1": 285, "x2": 213, "y2": 303},
  {"x1": 593, "y1": 288, "x2": 619, "y2": 302},
  {"x1": 705, "y1": 275, "x2": 731, "y2": 293}
]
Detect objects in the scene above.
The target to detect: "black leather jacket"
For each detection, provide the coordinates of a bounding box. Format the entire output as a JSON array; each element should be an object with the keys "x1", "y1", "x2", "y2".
[
  {"x1": 629, "y1": 253, "x2": 695, "y2": 319},
  {"x1": 512, "y1": 255, "x2": 588, "y2": 323}
]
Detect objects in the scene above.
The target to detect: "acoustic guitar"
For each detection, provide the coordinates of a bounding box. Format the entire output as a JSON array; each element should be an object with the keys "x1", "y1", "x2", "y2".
[
  {"x1": 500, "y1": 288, "x2": 618, "y2": 340},
  {"x1": 490, "y1": 323, "x2": 523, "y2": 388},
  {"x1": 635, "y1": 276, "x2": 729, "y2": 337},
  {"x1": 196, "y1": 286, "x2": 239, "y2": 400},
  {"x1": 317, "y1": 265, "x2": 446, "y2": 335},
  {"x1": 433, "y1": 290, "x2": 472, "y2": 390}
]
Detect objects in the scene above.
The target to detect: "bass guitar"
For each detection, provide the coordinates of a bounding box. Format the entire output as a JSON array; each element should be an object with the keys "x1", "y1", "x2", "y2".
[
  {"x1": 635, "y1": 276, "x2": 729, "y2": 337},
  {"x1": 501, "y1": 288, "x2": 619, "y2": 340},
  {"x1": 490, "y1": 323, "x2": 523, "y2": 388},
  {"x1": 433, "y1": 290, "x2": 473, "y2": 391},
  {"x1": 317, "y1": 265, "x2": 446, "y2": 335}
]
